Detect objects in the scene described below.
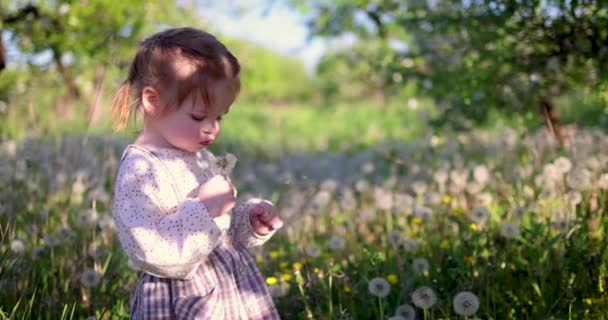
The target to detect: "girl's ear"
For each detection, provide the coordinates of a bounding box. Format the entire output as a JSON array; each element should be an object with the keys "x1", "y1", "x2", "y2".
[{"x1": 141, "y1": 86, "x2": 162, "y2": 115}]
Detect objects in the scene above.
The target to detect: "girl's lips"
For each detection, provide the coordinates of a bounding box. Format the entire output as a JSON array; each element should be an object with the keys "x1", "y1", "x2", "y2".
[{"x1": 200, "y1": 140, "x2": 212, "y2": 146}]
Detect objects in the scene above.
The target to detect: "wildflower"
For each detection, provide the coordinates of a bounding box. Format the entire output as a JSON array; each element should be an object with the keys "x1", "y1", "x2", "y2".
[
  {"x1": 305, "y1": 244, "x2": 321, "y2": 258},
  {"x1": 401, "y1": 238, "x2": 419, "y2": 253},
  {"x1": 453, "y1": 291, "x2": 480, "y2": 316},
  {"x1": 598, "y1": 173, "x2": 608, "y2": 189},
  {"x1": 265, "y1": 276, "x2": 278, "y2": 286},
  {"x1": 434, "y1": 170, "x2": 449, "y2": 186},
  {"x1": 374, "y1": 187, "x2": 394, "y2": 210},
  {"x1": 413, "y1": 207, "x2": 434, "y2": 220},
  {"x1": 80, "y1": 268, "x2": 101, "y2": 288},
  {"x1": 76, "y1": 209, "x2": 99, "y2": 227},
  {"x1": 292, "y1": 262, "x2": 303, "y2": 270},
  {"x1": 469, "y1": 206, "x2": 489, "y2": 224},
  {"x1": 411, "y1": 286, "x2": 438, "y2": 309},
  {"x1": 411, "y1": 181, "x2": 427, "y2": 194},
  {"x1": 387, "y1": 274, "x2": 399, "y2": 285},
  {"x1": 355, "y1": 179, "x2": 369, "y2": 192},
  {"x1": 412, "y1": 258, "x2": 430, "y2": 274},
  {"x1": 368, "y1": 277, "x2": 391, "y2": 298},
  {"x1": 269, "y1": 283, "x2": 289, "y2": 297},
  {"x1": 442, "y1": 195, "x2": 452, "y2": 204},
  {"x1": 553, "y1": 157, "x2": 572, "y2": 174},
  {"x1": 10, "y1": 239, "x2": 25, "y2": 254},
  {"x1": 412, "y1": 217, "x2": 423, "y2": 225},
  {"x1": 214, "y1": 153, "x2": 237, "y2": 175},
  {"x1": 269, "y1": 250, "x2": 280, "y2": 259},
  {"x1": 566, "y1": 168, "x2": 592, "y2": 190},
  {"x1": 469, "y1": 223, "x2": 479, "y2": 231},
  {"x1": 387, "y1": 230, "x2": 402, "y2": 246},
  {"x1": 328, "y1": 235, "x2": 346, "y2": 250},
  {"x1": 395, "y1": 304, "x2": 416, "y2": 320},
  {"x1": 344, "y1": 285, "x2": 352, "y2": 293},
  {"x1": 281, "y1": 273, "x2": 293, "y2": 282},
  {"x1": 473, "y1": 165, "x2": 490, "y2": 185},
  {"x1": 499, "y1": 222, "x2": 521, "y2": 239},
  {"x1": 439, "y1": 240, "x2": 449, "y2": 249},
  {"x1": 567, "y1": 191, "x2": 582, "y2": 206},
  {"x1": 311, "y1": 190, "x2": 331, "y2": 210}
]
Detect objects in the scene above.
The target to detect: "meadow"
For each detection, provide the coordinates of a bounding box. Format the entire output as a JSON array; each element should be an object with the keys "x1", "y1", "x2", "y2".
[{"x1": 0, "y1": 101, "x2": 607, "y2": 319}]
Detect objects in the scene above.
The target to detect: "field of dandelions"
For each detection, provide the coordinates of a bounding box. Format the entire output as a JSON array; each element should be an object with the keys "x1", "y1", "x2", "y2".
[{"x1": 1, "y1": 125, "x2": 607, "y2": 319}]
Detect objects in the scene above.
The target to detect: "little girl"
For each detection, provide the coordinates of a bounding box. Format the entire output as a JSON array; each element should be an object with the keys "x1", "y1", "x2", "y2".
[{"x1": 110, "y1": 27, "x2": 284, "y2": 319}]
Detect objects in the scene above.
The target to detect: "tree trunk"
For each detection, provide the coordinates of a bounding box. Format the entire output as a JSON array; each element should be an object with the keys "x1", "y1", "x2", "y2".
[
  {"x1": 0, "y1": 31, "x2": 5, "y2": 72},
  {"x1": 539, "y1": 97, "x2": 566, "y2": 145}
]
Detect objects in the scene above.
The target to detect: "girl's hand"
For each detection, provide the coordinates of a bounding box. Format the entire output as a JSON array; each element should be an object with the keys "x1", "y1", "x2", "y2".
[
  {"x1": 250, "y1": 202, "x2": 284, "y2": 235},
  {"x1": 199, "y1": 175, "x2": 236, "y2": 218}
]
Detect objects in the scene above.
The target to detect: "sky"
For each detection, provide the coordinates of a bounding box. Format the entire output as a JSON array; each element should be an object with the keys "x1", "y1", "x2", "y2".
[{"x1": 197, "y1": 1, "x2": 327, "y2": 72}]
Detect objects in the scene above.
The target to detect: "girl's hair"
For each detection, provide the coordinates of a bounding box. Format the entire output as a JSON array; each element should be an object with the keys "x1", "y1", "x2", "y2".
[{"x1": 111, "y1": 27, "x2": 241, "y2": 131}]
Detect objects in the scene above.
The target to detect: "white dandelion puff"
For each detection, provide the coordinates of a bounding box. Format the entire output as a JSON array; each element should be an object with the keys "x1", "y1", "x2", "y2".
[
  {"x1": 469, "y1": 206, "x2": 490, "y2": 224},
  {"x1": 10, "y1": 239, "x2": 25, "y2": 254},
  {"x1": 368, "y1": 277, "x2": 391, "y2": 298},
  {"x1": 305, "y1": 244, "x2": 321, "y2": 258},
  {"x1": 214, "y1": 153, "x2": 238, "y2": 175},
  {"x1": 553, "y1": 157, "x2": 572, "y2": 174},
  {"x1": 453, "y1": 291, "x2": 480, "y2": 316},
  {"x1": 567, "y1": 191, "x2": 583, "y2": 206},
  {"x1": 499, "y1": 222, "x2": 521, "y2": 239},
  {"x1": 328, "y1": 236, "x2": 346, "y2": 250},
  {"x1": 401, "y1": 238, "x2": 419, "y2": 253},
  {"x1": 566, "y1": 168, "x2": 592, "y2": 190},
  {"x1": 413, "y1": 207, "x2": 434, "y2": 220},
  {"x1": 389, "y1": 316, "x2": 406, "y2": 320},
  {"x1": 598, "y1": 173, "x2": 608, "y2": 189},
  {"x1": 76, "y1": 209, "x2": 99, "y2": 227},
  {"x1": 80, "y1": 268, "x2": 101, "y2": 288},
  {"x1": 412, "y1": 257, "x2": 430, "y2": 274},
  {"x1": 411, "y1": 286, "x2": 437, "y2": 309},
  {"x1": 473, "y1": 165, "x2": 490, "y2": 185},
  {"x1": 395, "y1": 304, "x2": 416, "y2": 320},
  {"x1": 387, "y1": 230, "x2": 402, "y2": 246}
]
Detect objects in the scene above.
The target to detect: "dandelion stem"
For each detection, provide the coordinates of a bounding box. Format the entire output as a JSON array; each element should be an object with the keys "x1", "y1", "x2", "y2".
[{"x1": 378, "y1": 297, "x2": 384, "y2": 320}]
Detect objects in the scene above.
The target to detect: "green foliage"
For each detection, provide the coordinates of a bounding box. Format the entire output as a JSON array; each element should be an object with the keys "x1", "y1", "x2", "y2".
[{"x1": 290, "y1": 0, "x2": 608, "y2": 126}]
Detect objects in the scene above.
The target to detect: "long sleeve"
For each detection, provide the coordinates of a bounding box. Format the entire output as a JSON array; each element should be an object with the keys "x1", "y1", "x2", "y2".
[
  {"x1": 112, "y1": 151, "x2": 223, "y2": 280},
  {"x1": 229, "y1": 198, "x2": 277, "y2": 248}
]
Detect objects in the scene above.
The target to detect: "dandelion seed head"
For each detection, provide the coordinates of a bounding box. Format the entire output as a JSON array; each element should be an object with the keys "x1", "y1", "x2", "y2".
[
  {"x1": 10, "y1": 239, "x2": 25, "y2": 254},
  {"x1": 499, "y1": 222, "x2": 521, "y2": 239},
  {"x1": 80, "y1": 268, "x2": 101, "y2": 288},
  {"x1": 412, "y1": 257, "x2": 430, "y2": 273},
  {"x1": 305, "y1": 244, "x2": 321, "y2": 258},
  {"x1": 453, "y1": 291, "x2": 480, "y2": 316},
  {"x1": 469, "y1": 206, "x2": 490, "y2": 224},
  {"x1": 328, "y1": 235, "x2": 346, "y2": 250},
  {"x1": 411, "y1": 286, "x2": 437, "y2": 309},
  {"x1": 395, "y1": 304, "x2": 416, "y2": 320},
  {"x1": 368, "y1": 277, "x2": 391, "y2": 298}
]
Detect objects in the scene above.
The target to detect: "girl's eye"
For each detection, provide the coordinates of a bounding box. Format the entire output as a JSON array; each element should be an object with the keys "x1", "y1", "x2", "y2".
[{"x1": 191, "y1": 115, "x2": 205, "y2": 121}]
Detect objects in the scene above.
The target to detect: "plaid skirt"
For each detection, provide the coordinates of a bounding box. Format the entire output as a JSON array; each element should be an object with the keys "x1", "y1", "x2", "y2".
[{"x1": 130, "y1": 236, "x2": 280, "y2": 319}]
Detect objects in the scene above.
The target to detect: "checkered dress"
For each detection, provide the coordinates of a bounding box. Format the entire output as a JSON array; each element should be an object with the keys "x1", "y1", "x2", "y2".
[{"x1": 112, "y1": 144, "x2": 280, "y2": 319}]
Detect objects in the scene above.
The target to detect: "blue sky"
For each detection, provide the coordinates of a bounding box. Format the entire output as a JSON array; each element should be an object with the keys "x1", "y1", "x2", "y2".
[{"x1": 197, "y1": 1, "x2": 326, "y2": 72}]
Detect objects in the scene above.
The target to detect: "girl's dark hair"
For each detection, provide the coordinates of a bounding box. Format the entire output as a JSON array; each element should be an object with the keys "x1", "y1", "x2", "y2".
[{"x1": 111, "y1": 27, "x2": 241, "y2": 131}]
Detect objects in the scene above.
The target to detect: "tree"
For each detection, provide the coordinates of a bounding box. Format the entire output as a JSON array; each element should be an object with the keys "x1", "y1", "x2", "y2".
[{"x1": 290, "y1": 0, "x2": 608, "y2": 140}]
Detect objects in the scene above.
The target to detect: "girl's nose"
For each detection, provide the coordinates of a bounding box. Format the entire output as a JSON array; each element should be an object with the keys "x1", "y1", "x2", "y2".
[{"x1": 201, "y1": 118, "x2": 219, "y2": 134}]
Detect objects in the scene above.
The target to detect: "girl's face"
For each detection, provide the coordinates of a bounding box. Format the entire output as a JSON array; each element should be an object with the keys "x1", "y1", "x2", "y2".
[{"x1": 151, "y1": 79, "x2": 235, "y2": 152}]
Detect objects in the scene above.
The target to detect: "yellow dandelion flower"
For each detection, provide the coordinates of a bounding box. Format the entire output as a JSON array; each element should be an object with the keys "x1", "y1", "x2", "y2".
[
  {"x1": 266, "y1": 276, "x2": 279, "y2": 286},
  {"x1": 442, "y1": 195, "x2": 452, "y2": 204},
  {"x1": 454, "y1": 207, "x2": 465, "y2": 216},
  {"x1": 412, "y1": 217, "x2": 423, "y2": 225},
  {"x1": 279, "y1": 261, "x2": 289, "y2": 269},
  {"x1": 387, "y1": 274, "x2": 399, "y2": 285},
  {"x1": 293, "y1": 262, "x2": 303, "y2": 270},
  {"x1": 281, "y1": 273, "x2": 293, "y2": 282},
  {"x1": 269, "y1": 250, "x2": 280, "y2": 259},
  {"x1": 344, "y1": 285, "x2": 352, "y2": 293},
  {"x1": 440, "y1": 240, "x2": 449, "y2": 249},
  {"x1": 469, "y1": 223, "x2": 478, "y2": 231}
]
